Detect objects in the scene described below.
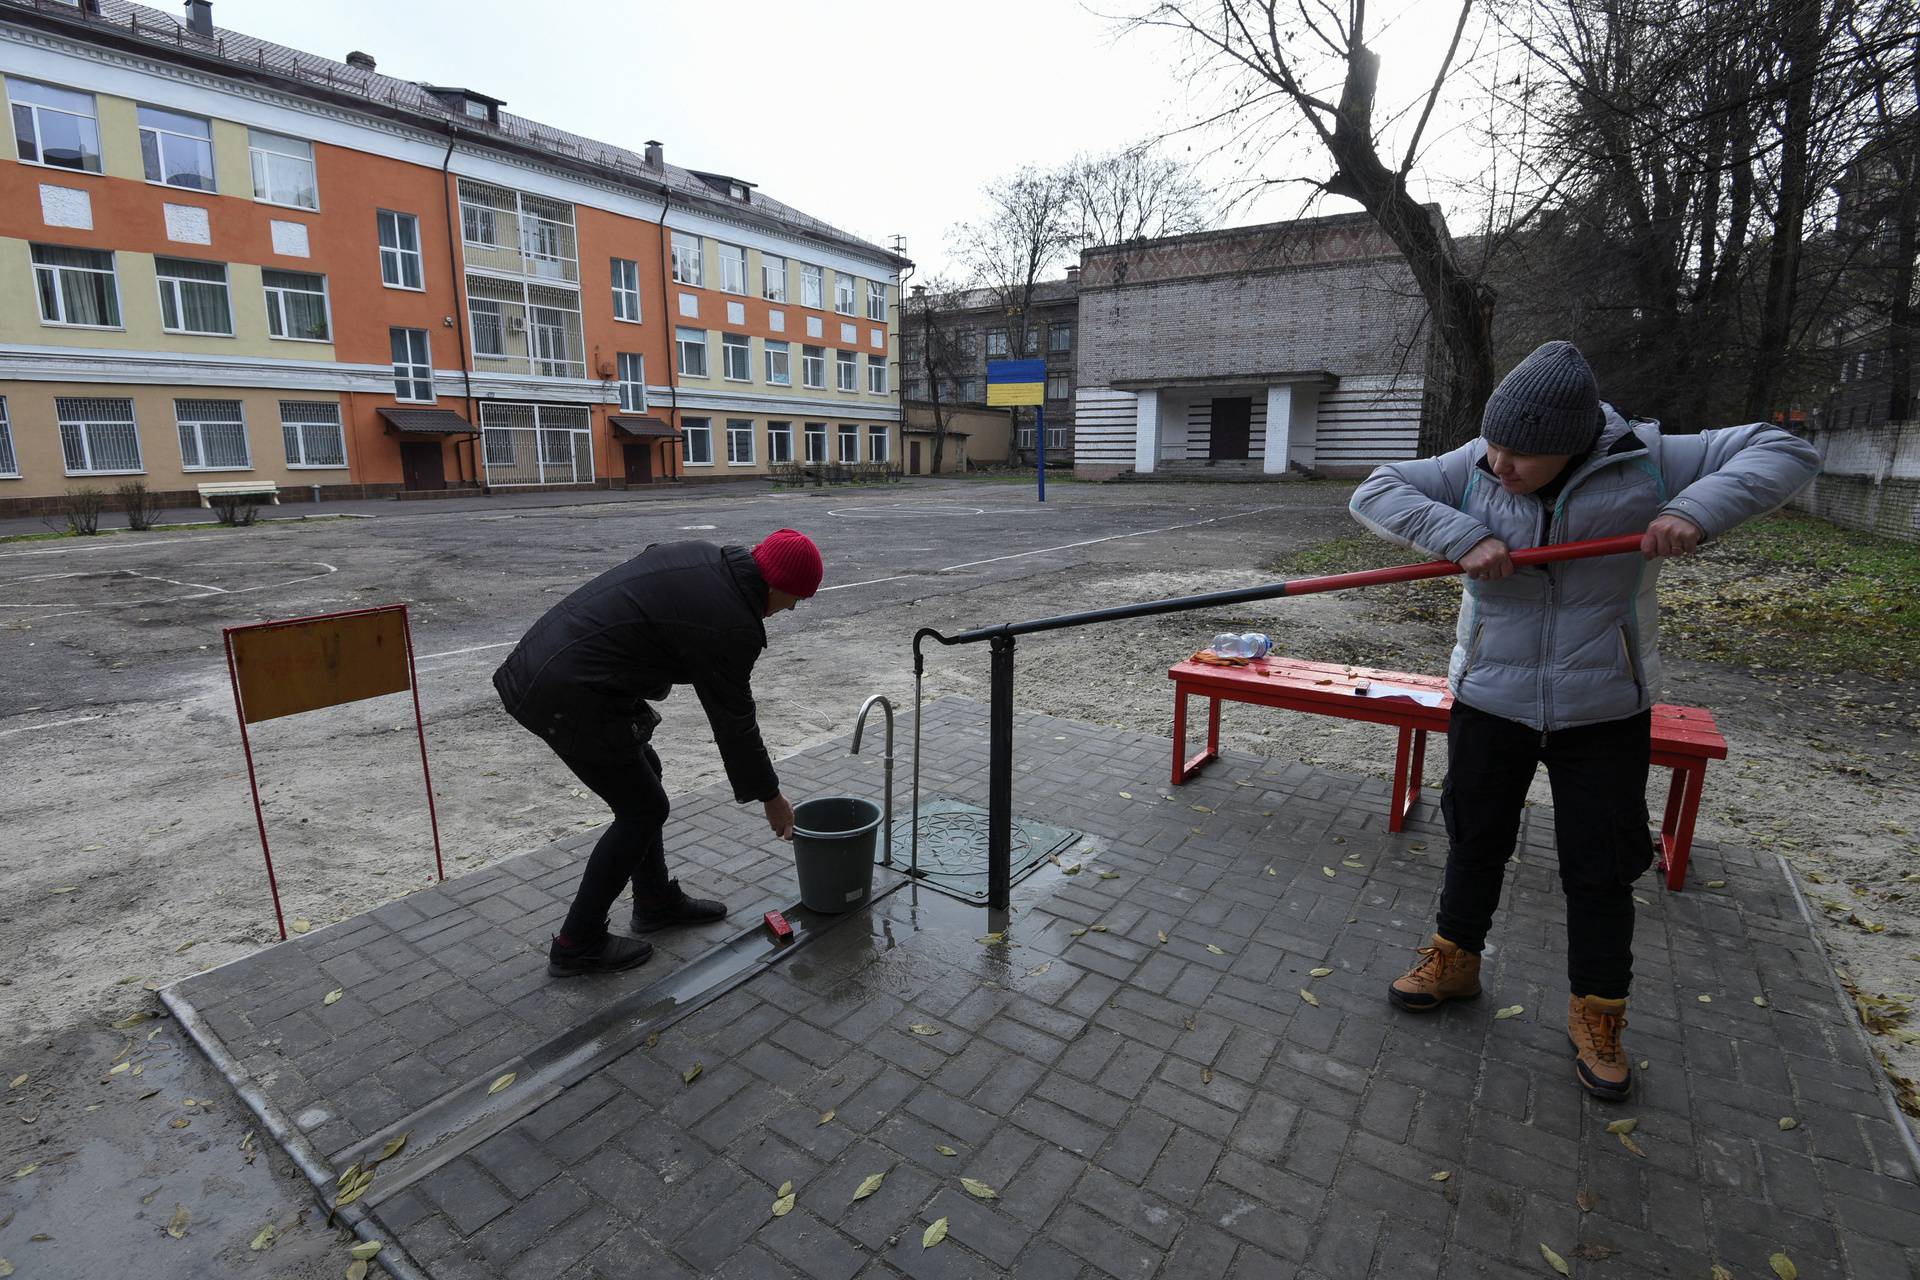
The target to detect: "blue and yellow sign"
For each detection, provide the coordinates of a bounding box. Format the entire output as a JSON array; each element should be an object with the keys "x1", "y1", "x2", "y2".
[{"x1": 986, "y1": 358, "x2": 1046, "y2": 407}]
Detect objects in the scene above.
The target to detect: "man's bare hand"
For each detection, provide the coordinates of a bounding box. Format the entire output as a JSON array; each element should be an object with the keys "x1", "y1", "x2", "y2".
[
  {"x1": 1460, "y1": 537, "x2": 1515, "y2": 582},
  {"x1": 764, "y1": 792, "x2": 795, "y2": 841},
  {"x1": 1641, "y1": 514, "x2": 1704, "y2": 560}
]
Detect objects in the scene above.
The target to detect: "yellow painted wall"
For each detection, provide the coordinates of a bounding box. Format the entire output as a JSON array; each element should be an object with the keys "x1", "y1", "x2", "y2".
[
  {"x1": 211, "y1": 119, "x2": 251, "y2": 199},
  {"x1": 0, "y1": 379, "x2": 348, "y2": 501},
  {"x1": 96, "y1": 94, "x2": 141, "y2": 182}
]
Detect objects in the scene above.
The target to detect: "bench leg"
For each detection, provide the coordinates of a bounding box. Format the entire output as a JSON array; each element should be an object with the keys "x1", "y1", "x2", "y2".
[
  {"x1": 1389, "y1": 727, "x2": 1428, "y2": 833},
  {"x1": 1658, "y1": 765, "x2": 1702, "y2": 891},
  {"x1": 1171, "y1": 685, "x2": 1219, "y2": 785}
]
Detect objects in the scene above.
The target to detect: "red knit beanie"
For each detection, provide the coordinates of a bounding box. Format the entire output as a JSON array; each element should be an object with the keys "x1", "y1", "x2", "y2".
[{"x1": 751, "y1": 529, "x2": 823, "y2": 598}]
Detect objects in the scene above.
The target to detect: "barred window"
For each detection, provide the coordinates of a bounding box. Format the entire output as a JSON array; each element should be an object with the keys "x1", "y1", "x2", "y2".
[
  {"x1": 56, "y1": 397, "x2": 142, "y2": 474},
  {"x1": 175, "y1": 398, "x2": 250, "y2": 470},
  {"x1": 0, "y1": 398, "x2": 17, "y2": 477},
  {"x1": 279, "y1": 400, "x2": 346, "y2": 468}
]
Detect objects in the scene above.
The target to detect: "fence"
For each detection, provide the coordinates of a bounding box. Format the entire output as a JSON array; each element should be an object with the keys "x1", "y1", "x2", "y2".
[{"x1": 1792, "y1": 421, "x2": 1919, "y2": 543}]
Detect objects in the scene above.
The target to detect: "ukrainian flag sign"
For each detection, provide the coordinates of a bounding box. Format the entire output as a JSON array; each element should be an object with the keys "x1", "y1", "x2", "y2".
[{"x1": 986, "y1": 358, "x2": 1046, "y2": 407}]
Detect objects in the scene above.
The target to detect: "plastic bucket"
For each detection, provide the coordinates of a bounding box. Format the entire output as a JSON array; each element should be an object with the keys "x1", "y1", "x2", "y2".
[{"x1": 791, "y1": 796, "x2": 882, "y2": 913}]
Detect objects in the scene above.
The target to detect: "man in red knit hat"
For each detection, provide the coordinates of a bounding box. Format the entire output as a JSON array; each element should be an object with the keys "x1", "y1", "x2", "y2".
[{"x1": 493, "y1": 529, "x2": 825, "y2": 976}]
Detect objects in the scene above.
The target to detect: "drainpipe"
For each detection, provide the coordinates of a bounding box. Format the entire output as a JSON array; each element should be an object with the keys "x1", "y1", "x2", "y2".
[
  {"x1": 440, "y1": 132, "x2": 478, "y2": 486},
  {"x1": 656, "y1": 182, "x2": 678, "y2": 481},
  {"x1": 895, "y1": 259, "x2": 913, "y2": 473}
]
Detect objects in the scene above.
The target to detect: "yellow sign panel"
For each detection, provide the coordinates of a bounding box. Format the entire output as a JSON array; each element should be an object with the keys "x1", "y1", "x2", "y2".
[
  {"x1": 986, "y1": 382, "x2": 1045, "y2": 407},
  {"x1": 230, "y1": 609, "x2": 411, "y2": 723}
]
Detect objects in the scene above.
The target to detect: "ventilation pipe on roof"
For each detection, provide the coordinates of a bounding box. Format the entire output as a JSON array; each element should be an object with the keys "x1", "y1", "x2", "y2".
[
  {"x1": 346, "y1": 51, "x2": 377, "y2": 71},
  {"x1": 644, "y1": 140, "x2": 664, "y2": 169},
  {"x1": 184, "y1": 0, "x2": 213, "y2": 37}
]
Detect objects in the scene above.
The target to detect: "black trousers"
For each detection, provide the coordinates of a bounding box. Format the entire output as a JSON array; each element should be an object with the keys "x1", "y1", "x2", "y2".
[
  {"x1": 1436, "y1": 701, "x2": 1655, "y2": 1000},
  {"x1": 549, "y1": 721, "x2": 673, "y2": 942}
]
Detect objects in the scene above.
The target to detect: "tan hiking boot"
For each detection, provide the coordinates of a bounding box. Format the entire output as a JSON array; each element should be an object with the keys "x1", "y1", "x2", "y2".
[
  {"x1": 1568, "y1": 994, "x2": 1633, "y2": 1100},
  {"x1": 1387, "y1": 934, "x2": 1483, "y2": 1011}
]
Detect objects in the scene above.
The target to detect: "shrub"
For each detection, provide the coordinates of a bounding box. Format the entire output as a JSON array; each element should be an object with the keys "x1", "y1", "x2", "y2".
[
  {"x1": 117, "y1": 481, "x2": 166, "y2": 531},
  {"x1": 62, "y1": 487, "x2": 105, "y2": 536},
  {"x1": 212, "y1": 493, "x2": 260, "y2": 527}
]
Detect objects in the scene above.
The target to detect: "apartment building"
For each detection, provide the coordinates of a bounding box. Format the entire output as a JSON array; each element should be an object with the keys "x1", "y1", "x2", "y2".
[
  {"x1": 901, "y1": 276, "x2": 1079, "y2": 463},
  {"x1": 0, "y1": 0, "x2": 907, "y2": 516}
]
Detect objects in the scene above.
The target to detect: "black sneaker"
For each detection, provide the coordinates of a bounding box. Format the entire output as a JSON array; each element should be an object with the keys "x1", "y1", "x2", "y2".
[
  {"x1": 547, "y1": 931, "x2": 654, "y2": 978},
  {"x1": 631, "y1": 879, "x2": 729, "y2": 933}
]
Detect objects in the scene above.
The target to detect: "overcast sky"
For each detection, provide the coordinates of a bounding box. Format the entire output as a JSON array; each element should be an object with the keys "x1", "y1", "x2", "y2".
[{"x1": 216, "y1": 0, "x2": 1489, "y2": 279}]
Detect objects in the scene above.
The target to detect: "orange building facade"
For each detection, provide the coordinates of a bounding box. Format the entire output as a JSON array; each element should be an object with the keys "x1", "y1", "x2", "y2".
[{"x1": 0, "y1": 0, "x2": 907, "y2": 516}]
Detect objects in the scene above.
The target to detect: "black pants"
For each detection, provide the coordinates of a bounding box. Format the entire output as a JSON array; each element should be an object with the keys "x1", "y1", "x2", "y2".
[
  {"x1": 1436, "y1": 701, "x2": 1655, "y2": 999},
  {"x1": 549, "y1": 721, "x2": 673, "y2": 942}
]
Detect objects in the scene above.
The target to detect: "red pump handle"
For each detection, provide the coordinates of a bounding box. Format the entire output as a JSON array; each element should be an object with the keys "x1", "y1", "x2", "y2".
[{"x1": 1281, "y1": 533, "x2": 1647, "y2": 599}]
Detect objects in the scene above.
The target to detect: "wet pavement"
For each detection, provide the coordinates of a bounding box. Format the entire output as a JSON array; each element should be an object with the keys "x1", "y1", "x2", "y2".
[{"x1": 156, "y1": 697, "x2": 1920, "y2": 1279}]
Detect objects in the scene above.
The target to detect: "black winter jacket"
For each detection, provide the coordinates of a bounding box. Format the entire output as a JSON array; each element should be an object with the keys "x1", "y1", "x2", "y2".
[{"x1": 492, "y1": 541, "x2": 779, "y2": 803}]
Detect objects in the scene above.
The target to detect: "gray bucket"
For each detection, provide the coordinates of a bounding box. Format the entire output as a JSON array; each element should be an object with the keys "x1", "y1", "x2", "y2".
[{"x1": 792, "y1": 796, "x2": 881, "y2": 913}]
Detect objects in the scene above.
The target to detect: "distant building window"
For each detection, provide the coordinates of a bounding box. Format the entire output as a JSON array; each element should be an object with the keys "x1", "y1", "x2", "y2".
[
  {"x1": 803, "y1": 345, "x2": 827, "y2": 389},
  {"x1": 378, "y1": 210, "x2": 424, "y2": 290},
  {"x1": 868, "y1": 425, "x2": 890, "y2": 462},
  {"x1": 138, "y1": 105, "x2": 213, "y2": 190},
  {"x1": 765, "y1": 339, "x2": 791, "y2": 386},
  {"x1": 838, "y1": 423, "x2": 860, "y2": 463},
  {"x1": 1049, "y1": 323, "x2": 1073, "y2": 353},
  {"x1": 836, "y1": 349, "x2": 858, "y2": 392},
  {"x1": 155, "y1": 257, "x2": 232, "y2": 335},
  {"x1": 56, "y1": 396, "x2": 141, "y2": 474},
  {"x1": 985, "y1": 330, "x2": 1009, "y2": 357},
  {"x1": 804, "y1": 422, "x2": 827, "y2": 463},
  {"x1": 248, "y1": 129, "x2": 318, "y2": 209},
  {"x1": 464, "y1": 100, "x2": 489, "y2": 121},
  {"x1": 718, "y1": 243, "x2": 747, "y2": 294},
  {"x1": 280, "y1": 400, "x2": 347, "y2": 468},
  {"x1": 470, "y1": 298, "x2": 504, "y2": 356},
  {"x1": 9, "y1": 79, "x2": 101, "y2": 172},
  {"x1": 722, "y1": 332, "x2": 752, "y2": 381},
  {"x1": 263, "y1": 269, "x2": 330, "y2": 341},
  {"x1": 835, "y1": 273, "x2": 856, "y2": 315},
  {"x1": 611, "y1": 256, "x2": 642, "y2": 322},
  {"x1": 683, "y1": 416, "x2": 713, "y2": 465},
  {"x1": 1047, "y1": 372, "x2": 1070, "y2": 401},
  {"x1": 763, "y1": 255, "x2": 787, "y2": 302},
  {"x1": 727, "y1": 419, "x2": 755, "y2": 465},
  {"x1": 768, "y1": 421, "x2": 793, "y2": 463},
  {"x1": 618, "y1": 352, "x2": 646, "y2": 411},
  {"x1": 866, "y1": 281, "x2": 886, "y2": 321},
  {"x1": 1024, "y1": 329, "x2": 1040, "y2": 355},
  {"x1": 867, "y1": 354, "x2": 888, "y2": 394},
  {"x1": 676, "y1": 326, "x2": 708, "y2": 377},
  {"x1": 671, "y1": 231, "x2": 703, "y2": 286},
  {"x1": 32, "y1": 244, "x2": 120, "y2": 328},
  {"x1": 175, "y1": 398, "x2": 250, "y2": 470},
  {"x1": 391, "y1": 328, "x2": 434, "y2": 402},
  {"x1": 801, "y1": 263, "x2": 824, "y2": 308}
]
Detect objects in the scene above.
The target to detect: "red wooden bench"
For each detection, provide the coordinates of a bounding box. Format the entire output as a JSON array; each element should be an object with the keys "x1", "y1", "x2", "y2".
[{"x1": 1169, "y1": 655, "x2": 1728, "y2": 891}]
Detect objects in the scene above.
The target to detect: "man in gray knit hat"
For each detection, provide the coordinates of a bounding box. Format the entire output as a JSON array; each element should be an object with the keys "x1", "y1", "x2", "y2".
[{"x1": 1348, "y1": 340, "x2": 1817, "y2": 1100}]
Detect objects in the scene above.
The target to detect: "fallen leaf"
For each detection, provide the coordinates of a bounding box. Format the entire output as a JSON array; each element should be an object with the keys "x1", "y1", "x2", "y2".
[
  {"x1": 323, "y1": 989, "x2": 343, "y2": 1006},
  {"x1": 1618, "y1": 1133, "x2": 1646, "y2": 1158},
  {"x1": 1118, "y1": 791, "x2": 1132, "y2": 799},
  {"x1": 1089, "y1": 924, "x2": 1108, "y2": 933},
  {"x1": 818, "y1": 1109, "x2": 836, "y2": 1126},
  {"x1": 1183, "y1": 1014, "x2": 1197, "y2": 1032},
  {"x1": 1754, "y1": 996, "x2": 1771, "y2": 1007},
  {"x1": 1098, "y1": 870, "x2": 1121, "y2": 881},
  {"x1": 1571, "y1": 1243, "x2": 1616, "y2": 1261},
  {"x1": 977, "y1": 933, "x2": 1003, "y2": 945},
  {"x1": 1026, "y1": 962, "x2": 1051, "y2": 977},
  {"x1": 1192, "y1": 805, "x2": 1213, "y2": 814},
  {"x1": 379, "y1": 1133, "x2": 409, "y2": 1161},
  {"x1": 934, "y1": 1145, "x2": 958, "y2": 1157},
  {"x1": 349, "y1": 1241, "x2": 383, "y2": 1261},
  {"x1": 852, "y1": 1172, "x2": 885, "y2": 1202},
  {"x1": 1778, "y1": 1116, "x2": 1799, "y2": 1130},
  {"x1": 12, "y1": 1164, "x2": 37, "y2": 1179},
  {"x1": 169, "y1": 1118, "x2": 189, "y2": 1129},
  {"x1": 346, "y1": 1263, "x2": 368, "y2": 1280},
  {"x1": 1205, "y1": 944, "x2": 1226, "y2": 956},
  {"x1": 1298, "y1": 989, "x2": 1320, "y2": 1007},
  {"x1": 0, "y1": 1260, "x2": 13, "y2": 1277},
  {"x1": 109, "y1": 1062, "x2": 130, "y2": 1075},
  {"x1": 645, "y1": 1031, "x2": 660, "y2": 1050},
  {"x1": 138, "y1": 1088, "x2": 160, "y2": 1100},
  {"x1": 1265, "y1": 866, "x2": 1276, "y2": 876},
  {"x1": 1322, "y1": 867, "x2": 1336, "y2": 877},
  {"x1": 1157, "y1": 930, "x2": 1169, "y2": 945},
  {"x1": 1770, "y1": 1254, "x2": 1798, "y2": 1280},
  {"x1": 1698, "y1": 994, "x2": 1712, "y2": 1003},
  {"x1": 1069, "y1": 927, "x2": 1088, "y2": 937},
  {"x1": 7, "y1": 1075, "x2": 24, "y2": 1089},
  {"x1": 1576, "y1": 1189, "x2": 1596, "y2": 1213},
  {"x1": 1060, "y1": 864, "x2": 1083, "y2": 875},
  {"x1": 290, "y1": 919, "x2": 310, "y2": 934},
  {"x1": 1539, "y1": 1242, "x2": 1570, "y2": 1276},
  {"x1": 249, "y1": 1223, "x2": 275, "y2": 1251},
  {"x1": 683, "y1": 1063, "x2": 703, "y2": 1084},
  {"x1": 1638, "y1": 1059, "x2": 1650, "y2": 1070},
  {"x1": 922, "y1": 1216, "x2": 949, "y2": 1248},
  {"x1": 1494, "y1": 1005, "x2": 1524, "y2": 1020},
  {"x1": 771, "y1": 1190, "x2": 795, "y2": 1217},
  {"x1": 110, "y1": 1011, "x2": 152, "y2": 1029},
  {"x1": 960, "y1": 1177, "x2": 999, "y2": 1200},
  {"x1": 908, "y1": 1023, "x2": 941, "y2": 1037},
  {"x1": 1341, "y1": 859, "x2": 1365, "y2": 870},
  {"x1": 1605, "y1": 1118, "x2": 1637, "y2": 1135},
  {"x1": 1707, "y1": 880, "x2": 1727, "y2": 889},
  {"x1": 1429, "y1": 1170, "x2": 1450, "y2": 1181},
  {"x1": 167, "y1": 1204, "x2": 189, "y2": 1239},
  {"x1": 487, "y1": 1072, "x2": 516, "y2": 1095},
  {"x1": 1309, "y1": 967, "x2": 1332, "y2": 977},
  {"x1": 1712, "y1": 1267, "x2": 1735, "y2": 1280},
  {"x1": 1200, "y1": 1066, "x2": 1213, "y2": 1084},
  {"x1": 51, "y1": 886, "x2": 76, "y2": 895},
  {"x1": 1633, "y1": 894, "x2": 1652, "y2": 906}
]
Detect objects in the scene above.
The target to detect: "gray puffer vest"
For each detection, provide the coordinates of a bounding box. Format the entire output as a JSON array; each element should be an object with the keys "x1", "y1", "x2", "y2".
[{"x1": 1348, "y1": 407, "x2": 1818, "y2": 731}]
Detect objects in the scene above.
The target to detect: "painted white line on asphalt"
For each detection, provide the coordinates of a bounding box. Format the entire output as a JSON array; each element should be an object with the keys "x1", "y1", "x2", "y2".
[
  {"x1": 0, "y1": 536, "x2": 209, "y2": 558},
  {"x1": 818, "y1": 575, "x2": 911, "y2": 593},
  {"x1": 0, "y1": 713, "x2": 104, "y2": 738},
  {"x1": 938, "y1": 505, "x2": 1284, "y2": 573},
  {"x1": 415, "y1": 641, "x2": 517, "y2": 662}
]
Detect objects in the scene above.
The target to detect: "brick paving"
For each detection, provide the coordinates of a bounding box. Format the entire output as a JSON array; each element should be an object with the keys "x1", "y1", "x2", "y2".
[{"x1": 169, "y1": 697, "x2": 1920, "y2": 1279}]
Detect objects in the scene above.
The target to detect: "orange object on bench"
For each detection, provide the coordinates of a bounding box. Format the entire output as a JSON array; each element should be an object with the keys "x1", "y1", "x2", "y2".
[{"x1": 1168, "y1": 655, "x2": 1728, "y2": 891}]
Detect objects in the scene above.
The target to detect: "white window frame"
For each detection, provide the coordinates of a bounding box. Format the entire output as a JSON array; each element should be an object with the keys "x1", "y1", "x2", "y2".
[
  {"x1": 676, "y1": 327, "x2": 709, "y2": 378},
  {"x1": 682, "y1": 416, "x2": 714, "y2": 466},
  {"x1": 836, "y1": 349, "x2": 858, "y2": 393},
  {"x1": 155, "y1": 256, "x2": 234, "y2": 336},
  {"x1": 391, "y1": 327, "x2": 435, "y2": 403},
  {"x1": 263, "y1": 269, "x2": 332, "y2": 342},
  {"x1": 804, "y1": 422, "x2": 828, "y2": 464},
  {"x1": 726, "y1": 418, "x2": 756, "y2": 466},
  {"x1": 611, "y1": 257, "x2": 643, "y2": 323},
  {"x1": 1048, "y1": 372, "x2": 1071, "y2": 401},
  {"x1": 718, "y1": 243, "x2": 748, "y2": 295},
  {"x1": 0, "y1": 397, "x2": 17, "y2": 478},
  {"x1": 138, "y1": 104, "x2": 214, "y2": 191},
  {"x1": 671, "y1": 231, "x2": 704, "y2": 286},
  {"x1": 8, "y1": 78, "x2": 101, "y2": 172},
  {"x1": 767, "y1": 420, "x2": 793, "y2": 464},
  {"x1": 986, "y1": 330, "x2": 1009, "y2": 357},
  {"x1": 280, "y1": 400, "x2": 347, "y2": 469},
  {"x1": 802, "y1": 345, "x2": 827, "y2": 389},
  {"x1": 1049, "y1": 323, "x2": 1073, "y2": 353},
  {"x1": 32, "y1": 244, "x2": 122, "y2": 329},
  {"x1": 618, "y1": 352, "x2": 647, "y2": 412},
  {"x1": 866, "y1": 281, "x2": 886, "y2": 321},
  {"x1": 722, "y1": 332, "x2": 752, "y2": 382},
  {"x1": 762, "y1": 254, "x2": 787, "y2": 302},
  {"x1": 834, "y1": 273, "x2": 856, "y2": 315},
  {"x1": 378, "y1": 210, "x2": 425, "y2": 291},
  {"x1": 174, "y1": 398, "x2": 251, "y2": 471},
  {"x1": 765, "y1": 339, "x2": 792, "y2": 386},
  {"x1": 868, "y1": 425, "x2": 890, "y2": 463},
  {"x1": 837, "y1": 423, "x2": 860, "y2": 464},
  {"x1": 470, "y1": 298, "x2": 505, "y2": 357},
  {"x1": 867, "y1": 355, "x2": 888, "y2": 395},
  {"x1": 56, "y1": 396, "x2": 143, "y2": 475},
  {"x1": 801, "y1": 263, "x2": 824, "y2": 308},
  {"x1": 247, "y1": 129, "x2": 319, "y2": 210}
]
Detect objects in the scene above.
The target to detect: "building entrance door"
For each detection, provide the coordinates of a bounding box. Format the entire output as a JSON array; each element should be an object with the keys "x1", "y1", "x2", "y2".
[
  {"x1": 400, "y1": 441, "x2": 446, "y2": 491},
  {"x1": 910, "y1": 441, "x2": 923, "y2": 475},
  {"x1": 624, "y1": 443, "x2": 653, "y2": 485},
  {"x1": 1209, "y1": 397, "x2": 1252, "y2": 460}
]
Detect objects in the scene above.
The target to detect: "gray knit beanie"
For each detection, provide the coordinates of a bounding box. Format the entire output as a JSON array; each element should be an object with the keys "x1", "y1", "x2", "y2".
[{"x1": 1481, "y1": 340, "x2": 1604, "y2": 455}]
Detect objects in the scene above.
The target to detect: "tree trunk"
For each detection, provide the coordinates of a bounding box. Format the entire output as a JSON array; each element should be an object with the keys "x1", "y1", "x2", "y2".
[
  {"x1": 1886, "y1": 125, "x2": 1919, "y2": 422},
  {"x1": 1745, "y1": 0, "x2": 1823, "y2": 421}
]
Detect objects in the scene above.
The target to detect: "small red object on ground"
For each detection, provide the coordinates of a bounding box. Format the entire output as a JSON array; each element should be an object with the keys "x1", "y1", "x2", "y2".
[{"x1": 764, "y1": 910, "x2": 794, "y2": 942}]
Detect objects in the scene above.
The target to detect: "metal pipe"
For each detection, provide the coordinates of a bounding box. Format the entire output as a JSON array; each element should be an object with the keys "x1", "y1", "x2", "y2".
[
  {"x1": 910, "y1": 654, "x2": 923, "y2": 881},
  {"x1": 987, "y1": 635, "x2": 1016, "y2": 911},
  {"x1": 851, "y1": 695, "x2": 895, "y2": 868}
]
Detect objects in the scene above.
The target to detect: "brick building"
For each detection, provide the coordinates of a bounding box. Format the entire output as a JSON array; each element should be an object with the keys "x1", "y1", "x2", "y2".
[
  {"x1": 1072, "y1": 211, "x2": 1434, "y2": 479},
  {"x1": 0, "y1": 0, "x2": 907, "y2": 517},
  {"x1": 901, "y1": 276, "x2": 1078, "y2": 462}
]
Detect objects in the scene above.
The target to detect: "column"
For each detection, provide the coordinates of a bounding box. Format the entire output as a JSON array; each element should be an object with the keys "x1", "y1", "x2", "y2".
[
  {"x1": 1263, "y1": 384, "x2": 1292, "y2": 474},
  {"x1": 1288, "y1": 382, "x2": 1320, "y2": 470},
  {"x1": 1134, "y1": 389, "x2": 1161, "y2": 474}
]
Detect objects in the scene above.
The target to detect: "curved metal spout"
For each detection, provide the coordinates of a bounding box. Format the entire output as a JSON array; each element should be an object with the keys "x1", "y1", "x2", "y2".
[{"x1": 851, "y1": 695, "x2": 895, "y2": 868}]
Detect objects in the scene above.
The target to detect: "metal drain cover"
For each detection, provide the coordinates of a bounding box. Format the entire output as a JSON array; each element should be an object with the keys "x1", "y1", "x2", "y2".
[{"x1": 884, "y1": 797, "x2": 1081, "y2": 903}]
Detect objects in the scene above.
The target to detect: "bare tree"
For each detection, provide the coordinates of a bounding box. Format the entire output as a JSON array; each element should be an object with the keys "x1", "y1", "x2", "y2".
[
  {"x1": 903, "y1": 280, "x2": 980, "y2": 476},
  {"x1": 1133, "y1": 0, "x2": 1499, "y2": 452},
  {"x1": 1062, "y1": 144, "x2": 1215, "y2": 248}
]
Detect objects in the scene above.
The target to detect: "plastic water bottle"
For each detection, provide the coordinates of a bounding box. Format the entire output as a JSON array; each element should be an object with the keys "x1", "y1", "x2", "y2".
[
  {"x1": 1240, "y1": 632, "x2": 1272, "y2": 659},
  {"x1": 1211, "y1": 633, "x2": 1245, "y2": 658}
]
